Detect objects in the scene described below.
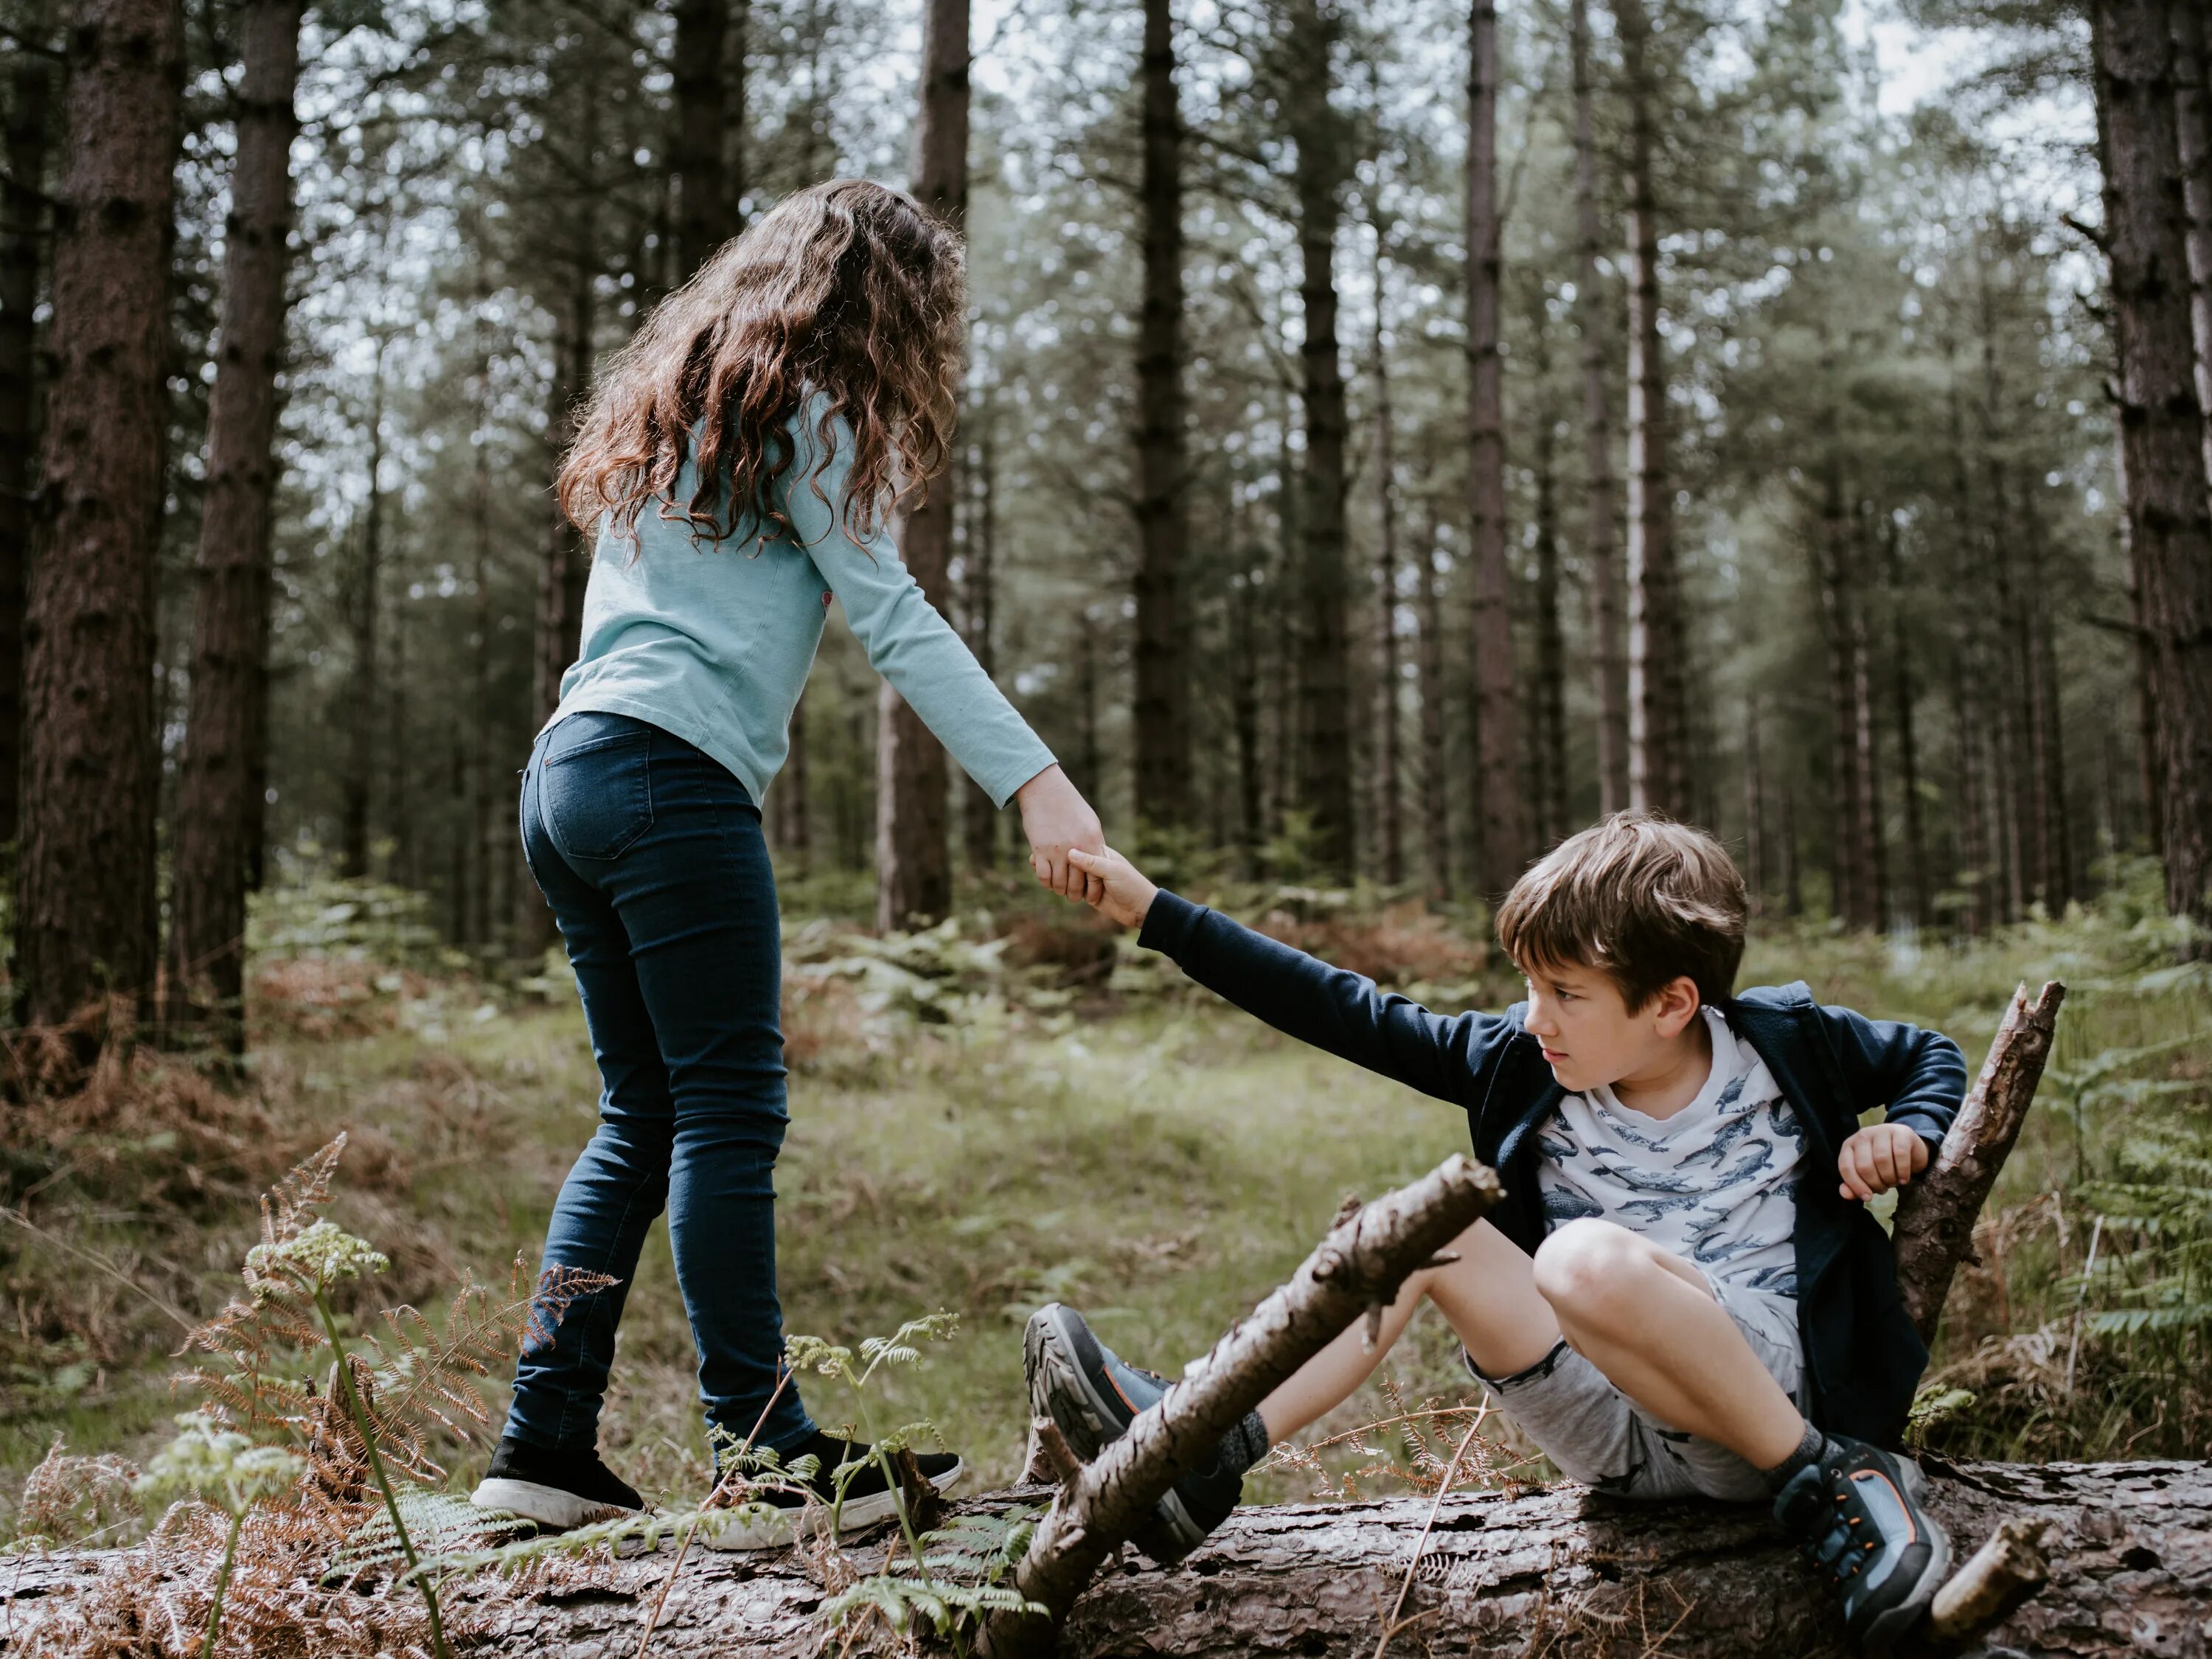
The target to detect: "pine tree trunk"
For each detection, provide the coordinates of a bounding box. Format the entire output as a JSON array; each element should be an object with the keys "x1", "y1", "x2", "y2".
[
  {"x1": 1571, "y1": 0, "x2": 1627, "y2": 819},
  {"x1": 874, "y1": 0, "x2": 966, "y2": 932},
  {"x1": 2093, "y1": 0, "x2": 2212, "y2": 936},
  {"x1": 1288, "y1": 0, "x2": 1352, "y2": 880},
  {"x1": 1230, "y1": 546, "x2": 1262, "y2": 869},
  {"x1": 1611, "y1": 0, "x2": 1687, "y2": 820},
  {"x1": 1884, "y1": 515, "x2": 1930, "y2": 928},
  {"x1": 14, "y1": 0, "x2": 183, "y2": 1030},
  {"x1": 164, "y1": 0, "x2": 303, "y2": 1047},
  {"x1": 1132, "y1": 0, "x2": 1189, "y2": 833},
  {"x1": 672, "y1": 0, "x2": 734, "y2": 278},
  {"x1": 1743, "y1": 695, "x2": 1765, "y2": 913},
  {"x1": 0, "y1": 0, "x2": 57, "y2": 855},
  {"x1": 1816, "y1": 449, "x2": 1867, "y2": 929},
  {"x1": 1370, "y1": 236, "x2": 1405, "y2": 887},
  {"x1": 338, "y1": 353, "x2": 386, "y2": 880},
  {"x1": 1528, "y1": 306, "x2": 1568, "y2": 852},
  {"x1": 469, "y1": 306, "x2": 495, "y2": 950},
  {"x1": 2171, "y1": 0, "x2": 2212, "y2": 487},
  {"x1": 962, "y1": 417, "x2": 997, "y2": 873},
  {"x1": 1464, "y1": 0, "x2": 1523, "y2": 895},
  {"x1": 1413, "y1": 509, "x2": 1452, "y2": 900},
  {"x1": 1851, "y1": 546, "x2": 1886, "y2": 930}
]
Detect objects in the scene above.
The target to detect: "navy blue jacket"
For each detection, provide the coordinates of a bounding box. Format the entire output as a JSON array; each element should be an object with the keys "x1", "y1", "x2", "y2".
[{"x1": 1138, "y1": 891, "x2": 1968, "y2": 1447}]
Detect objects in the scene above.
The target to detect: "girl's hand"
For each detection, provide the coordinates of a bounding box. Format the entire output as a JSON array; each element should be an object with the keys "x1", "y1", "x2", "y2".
[
  {"x1": 1015, "y1": 765, "x2": 1106, "y2": 900},
  {"x1": 1065, "y1": 846, "x2": 1158, "y2": 930},
  {"x1": 1837, "y1": 1123, "x2": 1930, "y2": 1201}
]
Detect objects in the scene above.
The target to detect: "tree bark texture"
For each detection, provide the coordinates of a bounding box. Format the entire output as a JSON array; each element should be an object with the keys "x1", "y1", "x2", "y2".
[
  {"x1": 672, "y1": 0, "x2": 734, "y2": 278},
  {"x1": 1132, "y1": 0, "x2": 1189, "y2": 833},
  {"x1": 0, "y1": 0, "x2": 57, "y2": 853},
  {"x1": 164, "y1": 0, "x2": 304, "y2": 1048},
  {"x1": 1611, "y1": 0, "x2": 1688, "y2": 822},
  {"x1": 2171, "y1": 0, "x2": 2212, "y2": 488},
  {"x1": 1289, "y1": 0, "x2": 1352, "y2": 881},
  {"x1": 12, "y1": 1460, "x2": 2199, "y2": 1658},
  {"x1": 1893, "y1": 979, "x2": 2067, "y2": 1346},
  {"x1": 2094, "y1": 0, "x2": 2212, "y2": 933},
  {"x1": 1885, "y1": 515, "x2": 1931, "y2": 928},
  {"x1": 874, "y1": 0, "x2": 967, "y2": 932},
  {"x1": 13, "y1": 0, "x2": 183, "y2": 1029},
  {"x1": 1571, "y1": 0, "x2": 1627, "y2": 821},
  {"x1": 1464, "y1": 0, "x2": 1525, "y2": 898}
]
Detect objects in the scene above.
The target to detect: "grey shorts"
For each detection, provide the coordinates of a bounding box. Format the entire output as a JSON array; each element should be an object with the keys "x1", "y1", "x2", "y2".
[{"x1": 1468, "y1": 1279, "x2": 1805, "y2": 1503}]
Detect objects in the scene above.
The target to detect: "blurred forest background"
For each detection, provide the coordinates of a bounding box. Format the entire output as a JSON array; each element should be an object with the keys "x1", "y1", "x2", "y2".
[
  {"x1": 4, "y1": 0, "x2": 2210, "y2": 1022},
  {"x1": 3, "y1": 0, "x2": 2212, "y2": 1565}
]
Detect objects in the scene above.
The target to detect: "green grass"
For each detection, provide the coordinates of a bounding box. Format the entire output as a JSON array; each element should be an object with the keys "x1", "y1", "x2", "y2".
[{"x1": 3, "y1": 863, "x2": 2207, "y2": 1536}]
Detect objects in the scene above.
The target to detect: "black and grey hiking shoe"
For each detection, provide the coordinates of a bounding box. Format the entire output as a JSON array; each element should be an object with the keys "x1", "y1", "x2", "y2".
[
  {"x1": 1773, "y1": 1436, "x2": 1952, "y2": 1654},
  {"x1": 1024, "y1": 1302, "x2": 1244, "y2": 1565},
  {"x1": 470, "y1": 1436, "x2": 644, "y2": 1530},
  {"x1": 700, "y1": 1430, "x2": 964, "y2": 1552}
]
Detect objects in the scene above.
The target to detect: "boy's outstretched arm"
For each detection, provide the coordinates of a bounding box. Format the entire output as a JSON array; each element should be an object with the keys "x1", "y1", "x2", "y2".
[{"x1": 1067, "y1": 846, "x2": 1520, "y2": 1109}]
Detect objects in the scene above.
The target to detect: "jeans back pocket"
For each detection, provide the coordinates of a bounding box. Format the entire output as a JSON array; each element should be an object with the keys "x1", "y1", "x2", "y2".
[{"x1": 541, "y1": 719, "x2": 655, "y2": 860}]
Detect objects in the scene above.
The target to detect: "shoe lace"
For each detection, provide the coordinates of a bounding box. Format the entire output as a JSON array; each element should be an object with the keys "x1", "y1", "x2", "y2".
[{"x1": 1801, "y1": 1467, "x2": 1887, "y2": 1590}]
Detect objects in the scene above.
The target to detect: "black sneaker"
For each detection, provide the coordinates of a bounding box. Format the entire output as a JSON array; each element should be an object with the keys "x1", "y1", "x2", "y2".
[
  {"x1": 469, "y1": 1436, "x2": 644, "y2": 1529},
  {"x1": 700, "y1": 1430, "x2": 964, "y2": 1552},
  {"x1": 1773, "y1": 1436, "x2": 1952, "y2": 1653},
  {"x1": 1023, "y1": 1302, "x2": 1241, "y2": 1565}
]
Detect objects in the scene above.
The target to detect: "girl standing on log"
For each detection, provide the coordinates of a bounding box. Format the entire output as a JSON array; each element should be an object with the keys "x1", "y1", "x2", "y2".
[{"x1": 470, "y1": 180, "x2": 1103, "y2": 1548}]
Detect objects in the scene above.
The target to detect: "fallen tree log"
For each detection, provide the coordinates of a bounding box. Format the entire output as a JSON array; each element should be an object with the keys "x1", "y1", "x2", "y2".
[{"x1": 4, "y1": 1460, "x2": 2200, "y2": 1657}]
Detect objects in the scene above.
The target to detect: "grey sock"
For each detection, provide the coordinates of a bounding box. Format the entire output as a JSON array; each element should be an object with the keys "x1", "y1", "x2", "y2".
[
  {"x1": 1218, "y1": 1409, "x2": 1270, "y2": 1477},
  {"x1": 1761, "y1": 1419, "x2": 1829, "y2": 1495}
]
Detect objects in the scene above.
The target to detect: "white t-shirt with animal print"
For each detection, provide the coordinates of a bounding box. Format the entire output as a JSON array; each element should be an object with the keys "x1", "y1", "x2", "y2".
[{"x1": 1534, "y1": 1006, "x2": 1806, "y2": 1303}]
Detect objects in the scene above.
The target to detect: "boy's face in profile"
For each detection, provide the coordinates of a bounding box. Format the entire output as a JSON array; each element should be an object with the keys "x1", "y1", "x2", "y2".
[{"x1": 1518, "y1": 957, "x2": 1700, "y2": 1096}]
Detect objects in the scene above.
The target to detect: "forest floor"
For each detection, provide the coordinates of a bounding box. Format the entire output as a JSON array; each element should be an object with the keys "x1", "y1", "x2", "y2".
[{"x1": 2, "y1": 864, "x2": 2206, "y2": 1540}]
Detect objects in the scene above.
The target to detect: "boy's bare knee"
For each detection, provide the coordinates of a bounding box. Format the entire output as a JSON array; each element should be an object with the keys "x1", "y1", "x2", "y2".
[{"x1": 1531, "y1": 1220, "x2": 1649, "y2": 1325}]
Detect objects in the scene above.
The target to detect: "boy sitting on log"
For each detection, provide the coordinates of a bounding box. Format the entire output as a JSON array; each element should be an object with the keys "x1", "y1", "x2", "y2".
[{"x1": 1033, "y1": 812, "x2": 1966, "y2": 1654}]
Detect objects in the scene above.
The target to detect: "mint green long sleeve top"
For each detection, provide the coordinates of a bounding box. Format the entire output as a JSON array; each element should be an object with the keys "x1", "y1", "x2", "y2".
[{"x1": 545, "y1": 403, "x2": 1057, "y2": 811}]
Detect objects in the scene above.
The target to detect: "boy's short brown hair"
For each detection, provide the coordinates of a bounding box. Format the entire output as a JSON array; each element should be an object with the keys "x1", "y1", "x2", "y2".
[{"x1": 1495, "y1": 813, "x2": 1747, "y2": 1011}]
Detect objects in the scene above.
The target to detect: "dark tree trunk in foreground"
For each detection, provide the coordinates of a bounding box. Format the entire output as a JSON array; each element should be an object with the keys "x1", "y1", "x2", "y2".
[
  {"x1": 875, "y1": 0, "x2": 967, "y2": 932},
  {"x1": 1612, "y1": 0, "x2": 1688, "y2": 820},
  {"x1": 672, "y1": 0, "x2": 735, "y2": 277},
  {"x1": 1571, "y1": 0, "x2": 1627, "y2": 818},
  {"x1": 165, "y1": 0, "x2": 305, "y2": 1047},
  {"x1": 2094, "y1": 0, "x2": 2212, "y2": 934},
  {"x1": 1465, "y1": 0, "x2": 1525, "y2": 896},
  {"x1": 14, "y1": 0, "x2": 183, "y2": 1030},
  {"x1": 2173, "y1": 0, "x2": 2212, "y2": 487},
  {"x1": 9, "y1": 1462, "x2": 2182, "y2": 1657},
  {"x1": 0, "y1": 0, "x2": 58, "y2": 852},
  {"x1": 1132, "y1": 0, "x2": 1189, "y2": 833},
  {"x1": 1289, "y1": 0, "x2": 1352, "y2": 880},
  {"x1": 1528, "y1": 307, "x2": 1568, "y2": 850}
]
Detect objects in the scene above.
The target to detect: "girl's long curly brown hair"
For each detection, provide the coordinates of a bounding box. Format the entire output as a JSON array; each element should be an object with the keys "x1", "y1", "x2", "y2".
[{"x1": 555, "y1": 178, "x2": 965, "y2": 551}]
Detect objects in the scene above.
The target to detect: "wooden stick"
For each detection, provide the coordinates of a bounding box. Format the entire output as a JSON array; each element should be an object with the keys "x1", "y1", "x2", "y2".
[
  {"x1": 1916, "y1": 1517, "x2": 2051, "y2": 1652},
  {"x1": 976, "y1": 1152, "x2": 1504, "y2": 1658},
  {"x1": 1891, "y1": 980, "x2": 2066, "y2": 1346}
]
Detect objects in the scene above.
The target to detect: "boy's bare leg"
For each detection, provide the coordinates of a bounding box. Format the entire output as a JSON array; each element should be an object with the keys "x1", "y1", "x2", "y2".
[
  {"x1": 1528, "y1": 1219, "x2": 1804, "y2": 1468},
  {"x1": 1256, "y1": 1219, "x2": 1559, "y2": 1443}
]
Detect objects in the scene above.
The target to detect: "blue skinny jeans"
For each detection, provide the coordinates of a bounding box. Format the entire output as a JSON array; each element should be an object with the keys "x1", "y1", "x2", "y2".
[{"x1": 504, "y1": 711, "x2": 816, "y2": 1455}]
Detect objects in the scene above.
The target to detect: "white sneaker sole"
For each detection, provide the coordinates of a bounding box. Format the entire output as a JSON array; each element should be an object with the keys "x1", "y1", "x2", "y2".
[
  {"x1": 469, "y1": 1476, "x2": 641, "y2": 1531},
  {"x1": 699, "y1": 1458, "x2": 966, "y2": 1552}
]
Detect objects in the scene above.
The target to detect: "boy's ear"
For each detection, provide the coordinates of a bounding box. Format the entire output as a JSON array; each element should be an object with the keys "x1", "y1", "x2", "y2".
[{"x1": 1650, "y1": 975, "x2": 1703, "y2": 1037}]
